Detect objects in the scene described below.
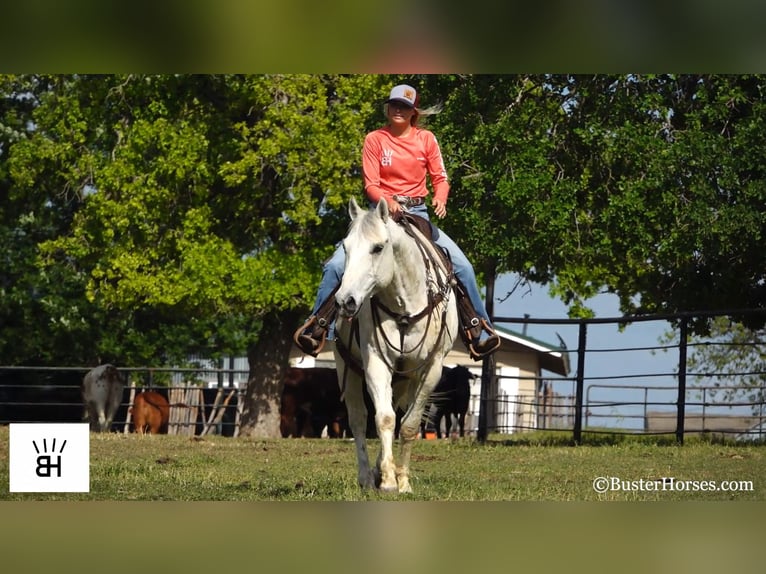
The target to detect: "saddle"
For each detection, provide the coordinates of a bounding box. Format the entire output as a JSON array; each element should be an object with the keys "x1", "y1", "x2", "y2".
[
  {"x1": 394, "y1": 211, "x2": 453, "y2": 275},
  {"x1": 393, "y1": 210, "x2": 434, "y2": 241},
  {"x1": 294, "y1": 210, "x2": 497, "y2": 362}
]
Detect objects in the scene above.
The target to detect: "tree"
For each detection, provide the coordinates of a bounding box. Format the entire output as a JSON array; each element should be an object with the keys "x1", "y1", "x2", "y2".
[
  {"x1": 6, "y1": 74, "x2": 766, "y2": 436},
  {"x1": 7, "y1": 74, "x2": 388, "y2": 436},
  {"x1": 422, "y1": 75, "x2": 766, "y2": 332},
  {"x1": 0, "y1": 75, "x2": 106, "y2": 365}
]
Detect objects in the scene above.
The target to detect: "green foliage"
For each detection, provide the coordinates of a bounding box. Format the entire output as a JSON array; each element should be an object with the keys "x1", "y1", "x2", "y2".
[
  {"x1": 427, "y1": 75, "x2": 766, "y2": 321},
  {"x1": 2, "y1": 74, "x2": 386, "y2": 365},
  {"x1": 3, "y1": 74, "x2": 766, "y2": 369}
]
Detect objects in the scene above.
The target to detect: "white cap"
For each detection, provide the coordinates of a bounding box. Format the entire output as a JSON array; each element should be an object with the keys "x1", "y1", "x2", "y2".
[{"x1": 385, "y1": 84, "x2": 418, "y2": 108}]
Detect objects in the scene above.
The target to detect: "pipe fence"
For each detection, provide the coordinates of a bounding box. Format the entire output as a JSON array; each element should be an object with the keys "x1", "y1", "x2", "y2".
[
  {"x1": 478, "y1": 307, "x2": 766, "y2": 444},
  {"x1": 2, "y1": 308, "x2": 766, "y2": 444}
]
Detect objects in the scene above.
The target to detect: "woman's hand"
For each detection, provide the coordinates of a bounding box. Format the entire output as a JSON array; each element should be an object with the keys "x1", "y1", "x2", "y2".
[
  {"x1": 432, "y1": 198, "x2": 447, "y2": 219},
  {"x1": 386, "y1": 198, "x2": 402, "y2": 216}
]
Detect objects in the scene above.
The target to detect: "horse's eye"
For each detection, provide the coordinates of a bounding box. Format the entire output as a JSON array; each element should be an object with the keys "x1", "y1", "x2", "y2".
[{"x1": 371, "y1": 243, "x2": 384, "y2": 254}]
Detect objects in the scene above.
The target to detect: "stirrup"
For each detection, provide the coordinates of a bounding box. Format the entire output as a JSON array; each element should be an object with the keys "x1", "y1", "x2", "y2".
[
  {"x1": 292, "y1": 316, "x2": 327, "y2": 357},
  {"x1": 465, "y1": 319, "x2": 501, "y2": 361}
]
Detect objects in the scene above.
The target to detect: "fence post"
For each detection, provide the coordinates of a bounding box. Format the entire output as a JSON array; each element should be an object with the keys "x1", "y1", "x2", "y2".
[
  {"x1": 676, "y1": 317, "x2": 688, "y2": 445},
  {"x1": 573, "y1": 321, "x2": 587, "y2": 444},
  {"x1": 477, "y1": 354, "x2": 495, "y2": 442},
  {"x1": 477, "y1": 260, "x2": 497, "y2": 443}
]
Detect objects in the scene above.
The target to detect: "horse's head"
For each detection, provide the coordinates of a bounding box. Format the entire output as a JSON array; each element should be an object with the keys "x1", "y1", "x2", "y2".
[{"x1": 336, "y1": 198, "x2": 396, "y2": 318}]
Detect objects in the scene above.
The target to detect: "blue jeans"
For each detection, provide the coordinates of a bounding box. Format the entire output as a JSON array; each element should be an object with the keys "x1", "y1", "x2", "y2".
[{"x1": 310, "y1": 203, "x2": 492, "y2": 340}]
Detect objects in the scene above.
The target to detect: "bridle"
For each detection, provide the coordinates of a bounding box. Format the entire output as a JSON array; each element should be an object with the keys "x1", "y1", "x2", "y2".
[{"x1": 335, "y1": 215, "x2": 455, "y2": 386}]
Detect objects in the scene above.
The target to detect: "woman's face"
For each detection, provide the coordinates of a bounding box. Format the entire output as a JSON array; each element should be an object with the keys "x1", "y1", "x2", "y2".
[{"x1": 386, "y1": 101, "x2": 415, "y2": 127}]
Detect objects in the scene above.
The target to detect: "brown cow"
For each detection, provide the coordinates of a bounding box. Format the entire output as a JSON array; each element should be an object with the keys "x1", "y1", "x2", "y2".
[
  {"x1": 131, "y1": 391, "x2": 170, "y2": 434},
  {"x1": 279, "y1": 367, "x2": 409, "y2": 439},
  {"x1": 280, "y1": 367, "x2": 347, "y2": 438},
  {"x1": 82, "y1": 364, "x2": 125, "y2": 432}
]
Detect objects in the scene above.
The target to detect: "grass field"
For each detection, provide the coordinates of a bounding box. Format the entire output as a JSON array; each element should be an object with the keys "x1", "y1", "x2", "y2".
[{"x1": 1, "y1": 425, "x2": 764, "y2": 501}]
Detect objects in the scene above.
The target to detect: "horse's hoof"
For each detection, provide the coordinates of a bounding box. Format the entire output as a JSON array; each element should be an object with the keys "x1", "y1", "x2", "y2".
[
  {"x1": 358, "y1": 471, "x2": 377, "y2": 490},
  {"x1": 396, "y1": 473, "x2": 413, "y2": 494},
  {"x1": 398, "y1": 484, "x2": 413, "y2": 494}
]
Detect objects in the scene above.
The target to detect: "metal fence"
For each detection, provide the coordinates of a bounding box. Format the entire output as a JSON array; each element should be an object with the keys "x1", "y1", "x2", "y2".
[
  {"x1": 0, "y1": 365, "x2": 247, "y2": 437},
  {"x1": 481, "y1": 307, "x2": 766, "y2": 443},
  {"x1": 2, "y1": 308, "x2": 766, "y2": 443}
]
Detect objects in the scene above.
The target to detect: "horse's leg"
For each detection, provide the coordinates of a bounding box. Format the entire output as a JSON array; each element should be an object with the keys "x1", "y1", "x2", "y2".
[
  {"x1": 396, "y1": 364, "x2": 443, "y2": 494},
  {"x1": 365, "y1": 358, "x2": 397, "y2": 492},
  {"x1": 397, "y1": 404, "x2": 431, "y2": 493},
  {"x1": 395, "y1": 404, "x2": 421, "y2": 493},
  {"x1": 340, "y1": 367, "x2": 375, "y2": 488},
  {"x1": 85, "y1": 402, "x2": 96, "y2": 431},
  {"x1": 458, "y1": 412, "x2": 466, "y2": 437}
]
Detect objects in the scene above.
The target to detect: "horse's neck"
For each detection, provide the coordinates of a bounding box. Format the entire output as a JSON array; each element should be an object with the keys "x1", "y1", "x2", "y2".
[{"x1": 379, "y1": 222, "x2": 430, "y2": 314}]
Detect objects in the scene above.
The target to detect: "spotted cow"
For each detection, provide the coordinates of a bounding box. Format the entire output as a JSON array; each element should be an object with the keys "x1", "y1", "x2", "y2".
[{"x1": 82, "y1": 364, "x2": 125, "y2": 432}]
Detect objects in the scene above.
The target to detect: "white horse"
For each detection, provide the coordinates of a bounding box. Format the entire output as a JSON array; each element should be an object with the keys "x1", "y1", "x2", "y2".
[{"x1": 334, "y1": 198, "x2": 458, "y2": 493}]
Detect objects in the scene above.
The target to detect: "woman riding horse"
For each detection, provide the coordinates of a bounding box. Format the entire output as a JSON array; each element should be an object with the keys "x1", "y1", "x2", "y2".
[
  {"x1": 295, "y1": 84, "x2": 500, "y2": 360},
  {"x1": 333, "y1": 196, "x2": 458, "y2": 492}
]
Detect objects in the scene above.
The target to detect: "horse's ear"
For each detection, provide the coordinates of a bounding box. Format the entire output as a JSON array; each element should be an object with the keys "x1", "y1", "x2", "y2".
[
  {"x1": 376, "y1": 198, "x2": 389, "y2": 222},
  {"x1": 348, "y1": 197, "x2": 364, "y2": 220}
]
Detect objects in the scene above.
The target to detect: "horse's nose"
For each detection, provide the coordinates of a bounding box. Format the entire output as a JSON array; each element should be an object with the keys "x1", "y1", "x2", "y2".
[{"x1": 338, "y1": 294, "x2": 358, "y2": 317}]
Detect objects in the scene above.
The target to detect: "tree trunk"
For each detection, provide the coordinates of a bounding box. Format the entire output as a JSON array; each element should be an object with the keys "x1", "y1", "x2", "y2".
[{"x1": 238, "y1": 309, "x2": 302, "y2": 438}]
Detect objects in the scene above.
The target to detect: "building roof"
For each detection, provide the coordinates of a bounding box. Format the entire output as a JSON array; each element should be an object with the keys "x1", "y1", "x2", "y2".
[{"x1": 492, "y1": 325, "x2": 571, "y2": 377}]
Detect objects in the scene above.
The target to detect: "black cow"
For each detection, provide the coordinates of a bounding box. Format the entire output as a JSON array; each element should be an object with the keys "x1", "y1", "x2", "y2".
[
  {"x1": 278, "y1": 367, "x2": 414, "y2": 440},
  {"x1": 422, "y1": 366, "x2": 475, "y2": 438}
]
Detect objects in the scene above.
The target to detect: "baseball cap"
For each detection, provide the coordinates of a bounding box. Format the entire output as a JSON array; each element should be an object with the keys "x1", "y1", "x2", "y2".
[{"x1": 385, "y1": 84, "x2": 418, "y2": 108}]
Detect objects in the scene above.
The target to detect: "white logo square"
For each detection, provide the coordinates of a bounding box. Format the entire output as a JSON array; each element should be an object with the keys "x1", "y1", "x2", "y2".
[{"x1": 9, "y1": 423, "x2": 90, "y2": 493}]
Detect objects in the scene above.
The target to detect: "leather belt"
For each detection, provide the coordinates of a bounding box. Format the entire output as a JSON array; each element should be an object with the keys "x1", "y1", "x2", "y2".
[{"x1": 392, "y1": 195, "x2": 425, "y2": 208}]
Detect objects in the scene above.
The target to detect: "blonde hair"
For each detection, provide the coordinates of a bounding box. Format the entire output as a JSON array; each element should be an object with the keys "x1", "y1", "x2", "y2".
[{"x1": 411, "y1": 103, "x2": 442, "y2": 127}]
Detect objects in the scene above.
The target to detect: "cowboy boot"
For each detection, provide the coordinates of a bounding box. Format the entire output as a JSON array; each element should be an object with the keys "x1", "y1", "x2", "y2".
[
  {"x1": 454, "y1": 280, "x2": 501, "y2": 360},
  {"x1": 293, "y1": 316, "x2": 327, "y2": 357},
  {"x1": 470, "y1": 319, "x2": 501, "y2": 359},
  {"x1": 293, "y1": 289, "x2": 338, "y2": 357}
]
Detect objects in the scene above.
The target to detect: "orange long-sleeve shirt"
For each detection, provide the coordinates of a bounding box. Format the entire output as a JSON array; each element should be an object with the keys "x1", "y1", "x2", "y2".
[{"x1": 362, "y1": 126, "x2": 450, "y2": 204}]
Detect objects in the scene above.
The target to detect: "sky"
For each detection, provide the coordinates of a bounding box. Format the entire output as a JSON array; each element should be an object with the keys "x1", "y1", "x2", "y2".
[{"x1": 491, "y1": 273, "x2": 687, "y2": 431}]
